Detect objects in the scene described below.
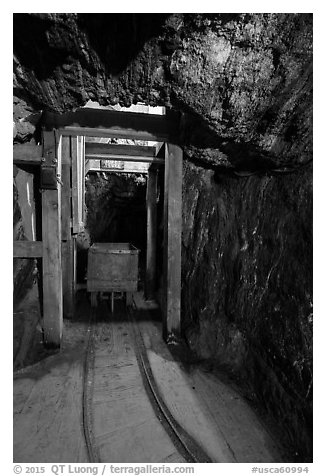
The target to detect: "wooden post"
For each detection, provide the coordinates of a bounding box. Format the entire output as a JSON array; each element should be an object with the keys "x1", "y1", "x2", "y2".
[
  {"x1": 73, "y1": 235, "x2": 77, "y2": 298},
  {"x1": 71, "y1": 137, "x2": 79, "y2": 234},
  {"x1": 71, "y1": 135, "x2": 85, "y2": 312},
  {"x1": 145, "y1": 166, "x2": 158, "y2": 300},
  {"x1": 62, "y1": 240, "x2": 75, "y2": 318},
  {"x1": 41, "y1": 131, "x2": 63, "y2": 347},
  {"x1": 163, "y1": 143, "x2": 182, "y2": 342},
  {"x1": 61, "y1": 136, "x2": 71, "y2": 241},
  {"x1": 71, "y1": 135, "x2": 85, "y2": 233},
  {"x1": 61, "y1": 136, "x2": 74, "y2": 318}
]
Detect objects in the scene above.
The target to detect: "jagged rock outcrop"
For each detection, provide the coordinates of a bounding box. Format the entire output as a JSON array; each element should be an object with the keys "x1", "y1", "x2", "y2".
[{"x1": 14, "y1": 13, "x2": 312, "y2": 169}]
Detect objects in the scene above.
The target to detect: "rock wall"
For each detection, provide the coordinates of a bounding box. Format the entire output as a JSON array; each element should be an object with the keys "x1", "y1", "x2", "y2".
[{"x1": 182, "y1": 160, "x2": 312, "y2": 460}]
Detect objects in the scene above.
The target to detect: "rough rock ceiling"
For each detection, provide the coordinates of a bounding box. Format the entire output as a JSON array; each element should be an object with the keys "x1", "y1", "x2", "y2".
[{"x1": 13, "y1": 13, "x2": 312, "y2": 171}]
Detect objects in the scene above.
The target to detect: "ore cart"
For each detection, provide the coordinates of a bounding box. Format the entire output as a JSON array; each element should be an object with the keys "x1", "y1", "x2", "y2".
[{"x1": 87, "y1": 243, "x2": 139, "y2": 310}]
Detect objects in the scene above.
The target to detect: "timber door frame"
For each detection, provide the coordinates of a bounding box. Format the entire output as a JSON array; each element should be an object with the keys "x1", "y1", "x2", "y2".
[{"x1": 13, "y1": 108, "x2": 183, "y2": 346}]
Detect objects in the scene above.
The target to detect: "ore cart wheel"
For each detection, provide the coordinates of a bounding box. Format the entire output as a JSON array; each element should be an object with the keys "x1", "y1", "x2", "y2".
[{"x1": 91, "y1": 292, "x2": 98, "y2": 308}]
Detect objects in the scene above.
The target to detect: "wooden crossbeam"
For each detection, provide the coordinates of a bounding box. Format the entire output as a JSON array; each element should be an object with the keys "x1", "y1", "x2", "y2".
[
  {"x1": 85, "y1": 153, "x2": 164, "y2": 164},
  {"x1": 85, "y1": 143, "x2": 156, "y2": 157},
  {"x1": 13, "y1": 143, "x2": 42, "y2": 165},
  {"x1": 42, "y1": 108, "x2": 179, "y2": 142},
  {"x1": 86, "y1": 159, "x2": 149, "y2": 174},
  {"x1": 13, "y1": 241, "x2": 43, "y2": 258}
]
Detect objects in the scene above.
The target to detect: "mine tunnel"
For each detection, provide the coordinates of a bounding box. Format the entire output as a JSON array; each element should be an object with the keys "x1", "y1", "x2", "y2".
[{"x1": 13, "y1": 13, "x2": 312, "y2": 465}]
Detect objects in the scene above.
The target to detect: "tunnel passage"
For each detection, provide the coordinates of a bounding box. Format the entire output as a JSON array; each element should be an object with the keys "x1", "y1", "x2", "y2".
[
  {"x1": 13, "y1": 13, "x2": 312, "y2": 462},
  {"x1": 76, "y1": 171, "x2": 149, "y2": 287},
  {"x1": 13, "y1": 103, "x2": 183, "y2": 347}
]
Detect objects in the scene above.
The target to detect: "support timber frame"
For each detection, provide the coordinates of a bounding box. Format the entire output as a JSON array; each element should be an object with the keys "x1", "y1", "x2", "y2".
[
  {"x1": 145, "y1": 165, "x2": 158, "y2": 300},
  {"x1": 13, "y1": 107, "x2": 183, "y2": 346},
  {"x1": 41, "y1": 131, "x2": 63, "y2": 347}
]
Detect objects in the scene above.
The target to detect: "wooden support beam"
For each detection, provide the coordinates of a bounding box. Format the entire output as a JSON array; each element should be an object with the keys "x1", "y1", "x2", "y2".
[
  {"x1": 41, "y1": 131, "x2": 63, "y2": 348},
  {"x1": 43, "y1": 108, "x2": 179, "y2": 142},
  {"x1": 85, "y1": 153, "x2": 164, "y2": 164},
  {"x1": 62, "y1": 240, "x2": 75, "y2": 319},
  {"x1": 73, "y1": 236, "x2": 77, "y2": 298},
  {"x1": 71, "y1": 137, "x2": 78, "y2": 234},
  {"x1": 61, "y1": 136, "x2": 71, "y2": 241},
  {"x1": 60, "y1": 136, "x2": 75, "y2": 318},
  {"x1": 86, "y1": 159, "x2": 149, "y2": 175},
  {"x1": 79, "y1": 136, "x2": 85, "y2": 225},
  {"x1": 145, "y1": 167, "x2": 158, "y2": 300},
  {"x1": 13, "y1": 241, "x2": 43, "y2": 258},
  {"x1": 13, "y1": 143, "x2": 43, "y2": 165},
  {"x1": 163, "y1": 143, "x2": 183, "y2": 341},
  {"x1": 71, "y1": 137, "x2": 84, "y2": 233},
  {"x1": 85, "y1": 143, "x2": 156, "y2": 157},
  {"x1": 71, "y1": 136, "x2": 85, "y2": 233}
]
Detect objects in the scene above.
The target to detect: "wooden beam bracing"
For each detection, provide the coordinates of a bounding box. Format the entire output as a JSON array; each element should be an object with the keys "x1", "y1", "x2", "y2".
[
  {"x1": 41, "y1": 131, "x2": 63, "y2": 348},
  {"x1": 145, "y1": 167, "x2": 158, "y2": 300},
  {"x1": 79, "y1": 136, "x2": 86, "y2": 225},
  {"x1": 59, "y1": 127, "x2": 160, "y2": 142},
  {"x1": 60, "y1": 135, "x2": 75, "y2": 318},
  {"x1": 13, "y1": 241, "x2": 43, "y2": 258},
  {"x1": 62, "y1": 240, "x2": 75, "y2": 319},
  {"x1": 71, "y1": 137, "x2": 78, "y2": 234},
  {"x1": 73, "y1": 236, "x2": 77, "y2": 297},
  {"x1": 60, "y1": 136, "x2": 71, "y2": 240},
  {"x1": 85, "y1": 153, "x2": 164, "y2": 164},
  {"x1": 163, "y1": 143, "x2": 182, "y2": 341},
  {"x1": 85, "y1": 143, "x2": 156, "y2": 157},
  {"x1": 71, "y1": 136, "x2": 85, "y2": 233},
  {"x1": 43, "y1": 108, "x2": 179, "y2": 142},
  {"x1": 86, "y1": 159, "x2": 149, "y2": 175}
]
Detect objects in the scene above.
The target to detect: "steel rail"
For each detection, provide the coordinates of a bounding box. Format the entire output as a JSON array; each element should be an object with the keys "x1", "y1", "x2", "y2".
[
  {"x1": 82, "y1": 301, "x2": 212, "y2": 463},
  {"x1": 128, "y1": 307, "x2": 213, "y2": 463},
  {"x1": 82, "y1": 307, "x2": 100, "y2": 463}
]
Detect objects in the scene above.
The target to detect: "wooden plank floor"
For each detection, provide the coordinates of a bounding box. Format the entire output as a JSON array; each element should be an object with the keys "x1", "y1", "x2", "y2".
[
  {"x1": 13, "y1": 299, "x2": 186, "y2": 463},
  {"x1": 13, "y1": 327, "x2": 89, "y2": 463},
  {"x1": 13, "y1": 292, "x2": 282, "y2": 464},
  {"x1": 91, "y1": 305, "x2": 185, "y2": 463}
]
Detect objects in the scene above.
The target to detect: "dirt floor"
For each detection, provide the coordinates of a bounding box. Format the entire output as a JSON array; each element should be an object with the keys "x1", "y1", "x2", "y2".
[{"x1": 13, "y1": 291, "x2": 284, "y2": 463}]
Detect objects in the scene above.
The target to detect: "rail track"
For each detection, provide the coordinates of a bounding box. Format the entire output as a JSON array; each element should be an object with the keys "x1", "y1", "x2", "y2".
[
  {"x1": 13, "y1": 294, "x2": 282, "y2": 463},
  {"x1": 82, "y1": 301, "x2": 212, "y2": 463}
]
